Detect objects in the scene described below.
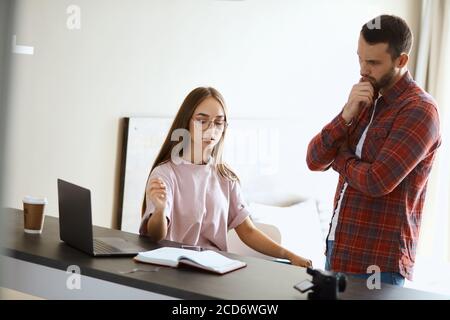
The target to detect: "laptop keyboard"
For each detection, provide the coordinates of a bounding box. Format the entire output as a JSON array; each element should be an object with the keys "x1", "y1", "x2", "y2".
[{"x1": 93, "y1": 239, "x2": 122, "y2": 254}]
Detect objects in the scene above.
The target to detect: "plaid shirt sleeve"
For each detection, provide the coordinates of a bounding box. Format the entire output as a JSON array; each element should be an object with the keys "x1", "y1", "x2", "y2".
[
  {"x1": 306, "y1": 112, "x2": 349, "y2": 171},
  {"x1": 332, "y1": 102, "x2": 440, "y2": 197}
]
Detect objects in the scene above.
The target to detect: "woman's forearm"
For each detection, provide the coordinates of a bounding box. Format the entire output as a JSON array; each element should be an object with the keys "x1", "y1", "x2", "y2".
[
  {"x1": 238, "y1": 226, "x2": 292, "y2": 260},
  {"x1": 234, "y1": 218, "x2": 292, "y2": 259},
  {"x1": 235, "y1": 218, "x2": 312, "y2": 267},
  {"x1": 146, "y1": 208, "x2": 168, "y2": 242}
]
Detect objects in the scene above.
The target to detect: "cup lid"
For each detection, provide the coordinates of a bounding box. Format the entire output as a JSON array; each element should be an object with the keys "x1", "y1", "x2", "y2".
[{"x1": 23, "y1": 196, "x2": 48, "y2": 205}]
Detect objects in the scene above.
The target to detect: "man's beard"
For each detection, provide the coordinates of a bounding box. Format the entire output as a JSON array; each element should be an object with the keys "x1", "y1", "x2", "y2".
[{"x1": 364, "y1": 66, "x2": 396, "y2": 91}]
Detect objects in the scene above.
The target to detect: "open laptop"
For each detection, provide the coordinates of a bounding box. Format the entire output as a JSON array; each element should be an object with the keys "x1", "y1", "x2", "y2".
[{"x1": 57, "y1": 179, "x2": 146, "y2": 256}]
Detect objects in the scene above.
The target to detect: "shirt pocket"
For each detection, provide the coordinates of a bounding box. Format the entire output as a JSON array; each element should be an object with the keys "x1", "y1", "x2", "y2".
[{"x1": 362, "y1": 126, "x2": 389, "y2": 162}]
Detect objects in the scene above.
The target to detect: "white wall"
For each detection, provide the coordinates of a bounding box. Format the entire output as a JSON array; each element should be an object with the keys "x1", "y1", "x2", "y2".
[{"x1": 3, "y1": 0, "x2": 421, "y2": 228}]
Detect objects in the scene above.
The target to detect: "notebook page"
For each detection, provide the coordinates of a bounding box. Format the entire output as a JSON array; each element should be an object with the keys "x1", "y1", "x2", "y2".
[
  {"x1": 180, "y1": 250, "x2": 239, "y2": 269},
  {"x1": 136, "y1": 247, "x2": 200, "y2": 266}
]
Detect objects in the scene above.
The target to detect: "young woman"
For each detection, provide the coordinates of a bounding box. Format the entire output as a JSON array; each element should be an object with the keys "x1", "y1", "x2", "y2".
[{"x1": 140, "y1": 87, "x2": 312, "y2": 267}]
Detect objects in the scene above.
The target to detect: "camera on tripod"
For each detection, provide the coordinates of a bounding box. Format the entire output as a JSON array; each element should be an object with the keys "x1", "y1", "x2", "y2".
[{"x1": 294, "y1": 267, "x2": 347, "y2": 300}]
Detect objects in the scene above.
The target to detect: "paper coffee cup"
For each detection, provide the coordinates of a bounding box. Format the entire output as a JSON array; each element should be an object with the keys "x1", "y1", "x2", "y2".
[{"x1": 23, "y1": 196, "x2": 48, "y2": 234}]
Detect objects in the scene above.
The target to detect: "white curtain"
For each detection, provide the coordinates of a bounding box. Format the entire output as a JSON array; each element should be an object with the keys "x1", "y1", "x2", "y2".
[{"x1": 414, "y1": 0, "x2": 450, "y2": 279}]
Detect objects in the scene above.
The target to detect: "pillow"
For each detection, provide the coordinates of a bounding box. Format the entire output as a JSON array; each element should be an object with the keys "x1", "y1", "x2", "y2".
[{"x1": 248, "y1": 199, "x2": 325, "y2": 269}]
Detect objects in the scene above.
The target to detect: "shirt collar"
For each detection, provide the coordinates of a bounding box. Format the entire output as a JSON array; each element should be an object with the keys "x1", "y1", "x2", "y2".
[
  {"x1": 380, "y1": 71, "x2": 414, "y2": 105},
  {"x1": 176, "y1": 155, "x2": 214, "y2": 166}
]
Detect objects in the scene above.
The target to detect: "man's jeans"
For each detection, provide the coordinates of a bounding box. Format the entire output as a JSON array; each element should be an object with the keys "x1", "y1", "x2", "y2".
[{"x1": 325, "y1": 240, "x2": 405, "y2": 287}]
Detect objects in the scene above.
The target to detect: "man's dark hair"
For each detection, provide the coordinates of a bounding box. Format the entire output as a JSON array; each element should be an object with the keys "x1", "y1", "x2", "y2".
[{"x1": 361, "y1": 15, "x2": 413, "y2": 59}]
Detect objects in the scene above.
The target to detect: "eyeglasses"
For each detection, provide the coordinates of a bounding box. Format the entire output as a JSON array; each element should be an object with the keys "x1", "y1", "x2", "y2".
[{"x1": 191, "y1": 118, "x2": 228, "y2": 131}]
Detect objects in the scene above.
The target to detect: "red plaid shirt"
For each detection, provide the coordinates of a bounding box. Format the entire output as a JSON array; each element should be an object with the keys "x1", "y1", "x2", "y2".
[{"x1": 306, "y1": 72, "x2": 441, "y2": 280}]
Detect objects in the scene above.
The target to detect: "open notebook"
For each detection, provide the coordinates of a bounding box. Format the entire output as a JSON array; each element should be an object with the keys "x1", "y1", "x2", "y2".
[{"x1": 134, "y1": 247, "x2": 247, "y2": 275}]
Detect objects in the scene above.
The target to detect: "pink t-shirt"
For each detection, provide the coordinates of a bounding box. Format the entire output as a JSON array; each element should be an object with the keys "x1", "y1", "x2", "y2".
[{"x1": 139, "y1": 158, "x2": 250, "y2": 251}]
